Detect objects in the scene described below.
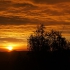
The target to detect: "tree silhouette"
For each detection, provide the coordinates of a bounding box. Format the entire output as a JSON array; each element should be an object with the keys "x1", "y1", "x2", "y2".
[
  {"x1": 28, "y1": 24, "x2": 68, "y2": 52},
  {"x1": 67, "y1": 41, "x2": 70, "y2": 50},
  {"x1": 45, "y1": 30, "x2": 67, "y2": 51}
]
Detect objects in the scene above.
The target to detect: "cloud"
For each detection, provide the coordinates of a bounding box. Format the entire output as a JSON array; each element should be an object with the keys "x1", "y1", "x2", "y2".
[
  {"x1": 13, "y1": 2, "x2": 37, "y2": 9},
  {"x1": 0, "y1": 1, "x2": 12, "y2": 10},
  {"x1": 0, "y1": 37, "x2": 24, "y2": 43},
  {"x1": 31, "y1": 0, "x2": 70, "y2": 4},
  {"x1": 0, "y1": 0, "x2": 70, "y2": 26},
  {"x1": 0, "y1": 1, "x2": 12, "y2": 4},
  {"x1": 0, "y1": 16, "x2": 33, "y2": 25}
]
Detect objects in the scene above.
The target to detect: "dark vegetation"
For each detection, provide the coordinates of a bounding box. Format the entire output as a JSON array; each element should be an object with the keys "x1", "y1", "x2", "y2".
[
  {"x1": 28, "y1": 24, "x2": 70, "y2": 51},
  {"x1": 27, "y1": 24, "x2": 70, "y2": 69},
  {"x1": 0, "y1": 24, "x2": 70, "y2": 70}
]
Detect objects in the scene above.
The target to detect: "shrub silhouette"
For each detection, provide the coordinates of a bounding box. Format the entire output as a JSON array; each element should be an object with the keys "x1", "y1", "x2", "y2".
[{"x1": 28, "y1": 24, "x2": 68, "y2": 52}]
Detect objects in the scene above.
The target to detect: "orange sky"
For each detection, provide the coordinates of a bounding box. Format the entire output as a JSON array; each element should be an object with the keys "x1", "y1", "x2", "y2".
[{"x1": 0, "y1": 0, "x2": 70, "y2": 51}]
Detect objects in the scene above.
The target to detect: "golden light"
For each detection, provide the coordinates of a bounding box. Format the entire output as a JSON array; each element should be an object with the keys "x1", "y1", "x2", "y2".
[
  {"x1": 7, "y1": 45, "x2": 13, "y2": 51},
  {"x1": 3, "y1": 43, "x2": 25, "y2": 51},
  {"x1": 4, "y1": 43, "x2": 15, "y2": 51}
]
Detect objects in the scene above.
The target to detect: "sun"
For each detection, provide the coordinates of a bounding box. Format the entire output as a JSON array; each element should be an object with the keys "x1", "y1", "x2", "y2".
[
  {"x1": 7, "y1": 45, "x2": 13, "y2": 51},
  {"x1": 4, "y1": 43, "x2": 18, "y2": 51}
]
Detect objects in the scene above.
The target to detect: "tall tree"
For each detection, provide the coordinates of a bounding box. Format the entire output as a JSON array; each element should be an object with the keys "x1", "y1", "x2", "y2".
[{"x1": 28, "y1": 24, "x2": 68, "y2": 51}]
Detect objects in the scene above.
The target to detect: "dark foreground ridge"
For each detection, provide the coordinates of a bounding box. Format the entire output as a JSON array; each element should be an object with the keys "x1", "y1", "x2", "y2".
[{"x1": 0, "y1": 50, "x2": 70, "y2": 70}]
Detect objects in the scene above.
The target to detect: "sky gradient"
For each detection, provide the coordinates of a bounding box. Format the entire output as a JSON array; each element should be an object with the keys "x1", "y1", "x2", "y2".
[{"x1": 0, "y1": 0, "x2": 70, "y2": 51}]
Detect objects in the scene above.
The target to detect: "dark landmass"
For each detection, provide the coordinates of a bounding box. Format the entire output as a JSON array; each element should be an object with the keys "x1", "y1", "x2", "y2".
[{"x1": 0, "y1": 50, "x2": 70, "y2": 70}]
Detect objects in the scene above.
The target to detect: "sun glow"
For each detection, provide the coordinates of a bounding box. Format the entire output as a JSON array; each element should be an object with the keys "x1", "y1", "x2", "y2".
[
  {"x1": 4, "y1": 43, "x2": 16, "y2": 51},
  {"x1": 7, "y1": 45, "x2": 13, "y2": 51},
  {"x1": 3, "y1": 43, "x2": 26, "y2": 51}
]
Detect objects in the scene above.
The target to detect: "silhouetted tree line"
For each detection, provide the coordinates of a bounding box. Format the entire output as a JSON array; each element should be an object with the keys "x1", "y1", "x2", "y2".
[{"x1": 28, "y1": 24, "x2": 70, "y2": 52}]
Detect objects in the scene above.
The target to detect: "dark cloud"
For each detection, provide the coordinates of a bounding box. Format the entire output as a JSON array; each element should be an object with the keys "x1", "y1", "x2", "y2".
[
  {"x1": 0, "y1": 16, "x2": 40, "y2": 25},
  {"x1": 0, "y1": 1, "x2": 12, "y2": 7},
  {"x1": 31, "y1": 0, "x2": 70, "y2": 4},
  {"x1": 0, "y1": 0, "x2": 38, "y2": 11},
  {"x1": 0, "y1": 1, "x2": 12, "y2": 11},
  {"x1": 0, "y1": 15, "x2": 70, "y2": 26},
  {"x1": 0, "y1": 16, "x2": 30, "y2": 25},
  {"x1": 13, "y1": 3, "x2": 37, "y2": 9},
  {"x1": 0, "y1": 1, "x2": 12, "y2": 4}
]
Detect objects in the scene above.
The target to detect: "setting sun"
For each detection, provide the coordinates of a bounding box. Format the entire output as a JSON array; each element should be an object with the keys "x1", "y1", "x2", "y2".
[
  {"x1": 3, "y1": 43, "x2": 23, "y2": 52},
  {"x1": 7, "y1": 45, "x2": 13, "y2": 51}
]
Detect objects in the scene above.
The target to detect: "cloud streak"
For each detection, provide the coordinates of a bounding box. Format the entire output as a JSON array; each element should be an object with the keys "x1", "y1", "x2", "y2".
[
  {"x1": 31, "y1": 0, "x2": 70, "y2": 4},
  {"x1": 0, "y1": 1, "x2": 70, "y2": 25}
]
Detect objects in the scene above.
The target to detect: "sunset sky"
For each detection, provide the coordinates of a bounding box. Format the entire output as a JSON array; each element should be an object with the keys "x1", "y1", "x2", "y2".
[{"x1": 0, "y1": 0, "x2": 70, "y2": 51}]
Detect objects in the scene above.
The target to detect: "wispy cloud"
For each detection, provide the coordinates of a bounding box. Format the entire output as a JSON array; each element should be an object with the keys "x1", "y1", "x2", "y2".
[
  {"x1": 0, "y1": 0, "x2": 70, "y2": 25},
  {"x1": 31, "y1": 0, "x2": 70, "y2": 4}
]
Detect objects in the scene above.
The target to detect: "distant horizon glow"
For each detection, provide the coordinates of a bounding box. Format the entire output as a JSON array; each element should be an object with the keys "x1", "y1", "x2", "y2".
[{"x1": 7, "y1": 45, "x2": 13, "y2": 51}]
